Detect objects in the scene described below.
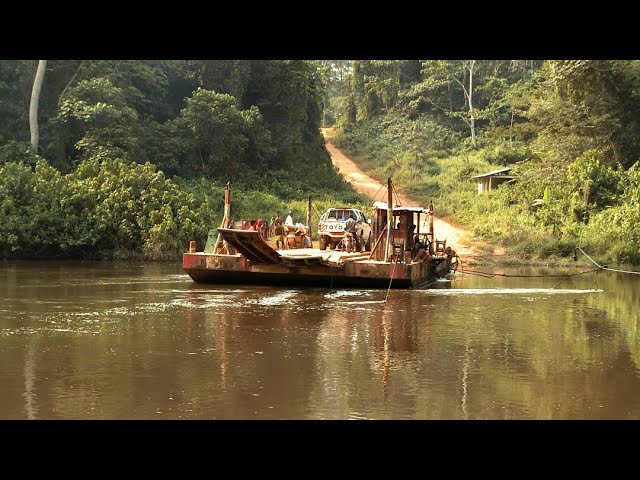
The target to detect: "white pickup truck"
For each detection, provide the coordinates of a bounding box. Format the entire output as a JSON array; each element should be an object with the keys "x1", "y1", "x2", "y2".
[{"x1": 317, "y1": 207, "x2": 372, "y2": 251}]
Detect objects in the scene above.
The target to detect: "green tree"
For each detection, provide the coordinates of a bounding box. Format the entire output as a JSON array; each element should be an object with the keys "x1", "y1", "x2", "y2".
[
  {"x1": 171, "y1": 88, "x2": 250, "y2": 178},
  {"x1": 531, "y1": 60, "x2": 640, "y2": 169},
  {"x1": 57, "y1": 77, "x2": 140, "y2": 165}
]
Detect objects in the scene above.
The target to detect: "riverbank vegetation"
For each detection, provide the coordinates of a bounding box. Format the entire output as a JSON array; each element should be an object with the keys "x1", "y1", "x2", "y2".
[
  {"x1": 0, "y1": 60, "x2": 366, "y2": 260},
  {"x1": 3, "y1": 60, "x2": 639, "y2": 265},
  {"x1": 326, "y1": 60, "x2": 640, "y2": 266}
]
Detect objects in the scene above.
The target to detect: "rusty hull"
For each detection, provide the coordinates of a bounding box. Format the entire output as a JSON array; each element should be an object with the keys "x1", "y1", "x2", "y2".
[{"x1": 183, "y1": 252, "x2": 440, "y2": 289}]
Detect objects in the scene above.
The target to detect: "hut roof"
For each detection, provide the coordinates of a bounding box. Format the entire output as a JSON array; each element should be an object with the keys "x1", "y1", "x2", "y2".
[{"x1": 472, "y1": 168, "x2": 513, "y2": 179}]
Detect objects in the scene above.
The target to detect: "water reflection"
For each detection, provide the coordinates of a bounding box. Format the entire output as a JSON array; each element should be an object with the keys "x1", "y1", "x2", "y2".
[
  {"x1": 460, "y1": 338, "x2": 470, "y2": 420},
  {"x1": 23, "y1": 343, "x2": 38, "y2": 420},
  {"x1": 0, "y1": 261, "x2": 639, "y2": 419}
]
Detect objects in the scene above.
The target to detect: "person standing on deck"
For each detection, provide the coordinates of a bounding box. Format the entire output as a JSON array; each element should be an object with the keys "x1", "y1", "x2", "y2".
[
  {"x1": 284, "y1": 211, "x2": 295, "y2": 249},
  {"x1": 256, "y1": 218, "x2": 264, "y2": 238},
  {"x1": 268, "y1": 216, "x2": 275, "y2": 239},
  {"x1": 273, "y1": 211, "x2": 284, "y2": 249}
]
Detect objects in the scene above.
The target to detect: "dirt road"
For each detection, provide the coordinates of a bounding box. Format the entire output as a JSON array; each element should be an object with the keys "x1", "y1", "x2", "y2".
[{"x1": 322, "y1": 128, "x2": 490, "y2": 260}]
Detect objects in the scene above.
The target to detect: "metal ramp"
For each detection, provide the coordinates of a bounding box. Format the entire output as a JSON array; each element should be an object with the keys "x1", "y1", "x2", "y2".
[{"x1": 217, "y1": 228, "x2": 282, "y2": 264}]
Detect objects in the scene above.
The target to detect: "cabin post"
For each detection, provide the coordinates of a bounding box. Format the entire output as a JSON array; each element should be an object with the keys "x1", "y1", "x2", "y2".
[
  {"x1": 429, "y1": 215, "x2": 433, "y2": 242},
  {"x1": 385, "y1": 177, "x2": 393, "y2": 262},
  {"x1": 306, "y1": 195, "x2": 312, "y2": 246},
  {"x1": 213, "y1": 181, "x2": 231, "y2": 254},
  {"x1": 428, "y1": 200, "x2": 434, "y2": 243},
  {"x1": 225, "y1": 181, "x2": 231, "y2": 225}
]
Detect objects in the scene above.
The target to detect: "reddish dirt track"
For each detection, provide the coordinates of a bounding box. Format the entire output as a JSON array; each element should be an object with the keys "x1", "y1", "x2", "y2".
[{"x1": 322, "y1": 128, "x2": 498, "y2": 261}]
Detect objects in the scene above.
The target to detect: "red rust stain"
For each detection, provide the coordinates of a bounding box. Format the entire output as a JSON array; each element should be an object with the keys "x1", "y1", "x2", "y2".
[
  {"x1": 182, "y1": 253, "x2": 203, "y2": 269},
  {"x1": 352, "y1": 262, "x2": 409, "y2": 279}
]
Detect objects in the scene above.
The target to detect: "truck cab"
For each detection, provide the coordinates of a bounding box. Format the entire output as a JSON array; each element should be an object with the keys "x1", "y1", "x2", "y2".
[{"x1": 317, "y1": 207, "x2": 372, "y2": 251}]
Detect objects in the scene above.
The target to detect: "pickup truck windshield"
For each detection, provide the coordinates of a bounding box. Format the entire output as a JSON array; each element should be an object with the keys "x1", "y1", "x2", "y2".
[
  {"x1": 324, "y1": 209, "x2": 351, "y2": 220},
  {"x1": 322, "y1": 208, "x2": 368, "y2": 221}
]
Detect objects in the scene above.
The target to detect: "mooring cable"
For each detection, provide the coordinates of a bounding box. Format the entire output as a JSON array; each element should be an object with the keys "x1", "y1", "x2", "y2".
[
  {"x1": 458, "y1": 269, "x2": 585, "y2": 278},
  {"x1": 384, "y1": 257, "x2": 400, "y2": 304},
  {"x1": 372, "y1": 183, "x2": 385, "y2": 203},
  {"x1": 551, "y1": 268, "x2": 602, "y2": 288},
  {"x1": 391, "y1": 183, "x2": 402, "y2": 207},
  {"x1": 458, "y1": 266, "x2": 602, "y2": 290},
  {"x1": 577, "y1": 247, "x2": 640, "y2": 275}
]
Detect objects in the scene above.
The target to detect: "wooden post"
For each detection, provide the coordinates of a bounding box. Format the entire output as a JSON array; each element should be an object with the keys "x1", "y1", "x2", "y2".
[
  {"x1": 428, "y1": 200, "x2": 434, "y2": 243},
  {"x1": 306, "y1": 195, "x2": 312, "y2": 247},
  {"x1": 368, "y1": 225, "x2": 388, "y2": 261},
  {"x1": 385, "y1": 177, "x2": 393, "y2": 262},
  {"x1": 213, "y1": 181, "x2": 231, "y2": 254}
]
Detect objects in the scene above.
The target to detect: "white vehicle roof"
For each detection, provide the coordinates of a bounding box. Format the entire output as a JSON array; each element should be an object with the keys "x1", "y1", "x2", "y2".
[{"x1": 323, "y1": 207, "x2": 363, "y2": 212}]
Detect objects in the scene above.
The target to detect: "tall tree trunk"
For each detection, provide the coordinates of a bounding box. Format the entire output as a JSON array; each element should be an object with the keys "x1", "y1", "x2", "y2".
[
  {"x1": 450, "y1": 60, "x2": 478, "y2": 148},
  {"x1": 468, "y1": 60, "x2": 477, "y2": 149},
  {"x1": 463, "y1": 67, "x2": 468, "y2": 108},
  {"x1": 57, "y1": 60, "x2": 85, "y2": 108},
  {"x1": 29, "y1": 60, "x2": 47, "y2": 153},
  {"x1": 510, "y1": 110, "x2": 514, "y2": 147}
]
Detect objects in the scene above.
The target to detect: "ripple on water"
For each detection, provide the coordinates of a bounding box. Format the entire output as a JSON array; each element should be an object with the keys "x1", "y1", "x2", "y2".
[
  {"x1": 245, "y1": 290, "x2": 301, "y2": 306},
  {"x1": 419, "y1": 288, "x2": 603, "y2": 296},
  {"x1": 170, "y1": 295, "x2": 243, "y2": 309},
  {"x1": 324, "y1": 289, "x2": 373, "y2": 299}
]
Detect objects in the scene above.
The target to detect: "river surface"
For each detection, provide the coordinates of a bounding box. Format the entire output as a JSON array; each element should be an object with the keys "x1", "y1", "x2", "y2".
[{"x1": 1, "y1": 260, "x2": 638, "y2": 420}]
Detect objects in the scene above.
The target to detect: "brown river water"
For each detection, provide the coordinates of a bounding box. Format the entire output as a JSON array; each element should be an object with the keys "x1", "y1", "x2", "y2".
[{"x1": 1, "y1": 260, "x2": 638, "y2": 419}]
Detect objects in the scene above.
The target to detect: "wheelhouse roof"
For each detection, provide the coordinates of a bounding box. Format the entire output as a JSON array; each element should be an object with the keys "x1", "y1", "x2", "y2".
[{"x1": 372, "y1": 201, "x2": 428, "y2": 214}]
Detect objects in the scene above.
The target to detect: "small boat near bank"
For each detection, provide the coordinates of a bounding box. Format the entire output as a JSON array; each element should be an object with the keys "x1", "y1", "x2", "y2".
[{"x1": 183, "y1": 179, "x2": 459, "y2": 289}]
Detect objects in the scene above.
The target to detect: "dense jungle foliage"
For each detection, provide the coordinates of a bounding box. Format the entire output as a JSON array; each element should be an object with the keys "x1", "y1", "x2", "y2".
[
  {"x1": 325, "y1": 60, "x2": 640, "y2": 265},
  {"x1": 0, "y1": 60, "x2": 365, "y2": 259},
  {"x1": 3, "y1": 60, "x2": 639, "y2": 265}
]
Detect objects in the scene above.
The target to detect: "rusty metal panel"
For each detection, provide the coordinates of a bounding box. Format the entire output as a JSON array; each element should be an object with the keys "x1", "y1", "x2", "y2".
[
  {"x1": 182, "y1": 253, "x2": 204, "y2": 269},
  {"x1": 217, "y1": 228, "x2": 282, "y2": 264},
  {"x1": 349, "y1": 261, "x2": 410, "y2": 281}
]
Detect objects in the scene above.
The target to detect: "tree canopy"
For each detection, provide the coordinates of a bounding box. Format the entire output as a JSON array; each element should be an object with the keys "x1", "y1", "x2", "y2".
[
  {"x1": 0, "y1": 60, "x2": 359, "y2": 260},
  {"x1": 2, "y1": 59, "x2": 640, "y2": 265},
  {"x1": 326, "y1": 60, "x2": 640, "y2": 265}
]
